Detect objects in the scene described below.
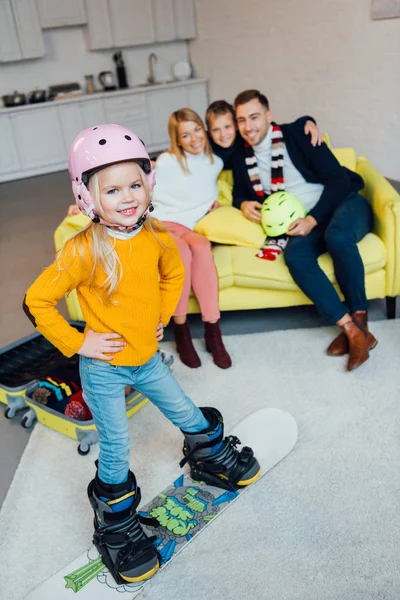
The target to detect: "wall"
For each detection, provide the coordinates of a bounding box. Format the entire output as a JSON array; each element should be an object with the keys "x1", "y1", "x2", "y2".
[
  {"x1": 0, "y1": 26, "x2": 189, "y2": 96},
  {"x1": 190, "y1": 0, "x2": 400, "y2": 180}
]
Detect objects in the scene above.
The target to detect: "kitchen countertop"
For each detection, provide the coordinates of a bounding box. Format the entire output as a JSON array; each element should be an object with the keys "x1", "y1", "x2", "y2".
[{"x1": 0, "y1": 78, "x2": 207, "y2": 114}]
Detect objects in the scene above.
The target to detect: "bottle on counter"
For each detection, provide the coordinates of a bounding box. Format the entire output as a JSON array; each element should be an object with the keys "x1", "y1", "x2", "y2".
[
  {"x1": 113, "y1": 51, "x2": 128, "y2": 89},
  {"x1": 85, "y1": 75, "x2": 95, "y2": 94}
]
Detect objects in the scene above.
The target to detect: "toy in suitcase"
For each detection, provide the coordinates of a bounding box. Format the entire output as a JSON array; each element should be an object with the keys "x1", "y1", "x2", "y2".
[{"x1": 0, "y1": 322, "x2": 173, "y2": 455}]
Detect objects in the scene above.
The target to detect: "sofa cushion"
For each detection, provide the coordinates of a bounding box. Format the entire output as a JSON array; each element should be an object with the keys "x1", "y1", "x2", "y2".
[
  {"x1": 216, "y1": 233, "x2": 386, "y2": 291},
  {"x1": 195, "y1": 206, "x2": 264, "y2": 248},
  {"x1": 331, "y1": 148, "x2": 357, "y2": 171}
]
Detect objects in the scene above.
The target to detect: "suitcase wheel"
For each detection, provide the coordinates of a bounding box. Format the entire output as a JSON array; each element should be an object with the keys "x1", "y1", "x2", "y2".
[
  {"x1": 4, "y1": 406, "x2": 14, "y2": 419},
  {"x1": 20, "y1": 408, "x2": 36, "y2": 429},
  {"x1": 77, "y1": 442, "x2": 90, "y2": 456}
]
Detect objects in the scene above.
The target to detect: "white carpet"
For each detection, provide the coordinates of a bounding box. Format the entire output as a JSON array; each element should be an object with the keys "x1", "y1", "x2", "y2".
[{"x1": 1, "y1": 321, "x2": 400, "y2": 600}]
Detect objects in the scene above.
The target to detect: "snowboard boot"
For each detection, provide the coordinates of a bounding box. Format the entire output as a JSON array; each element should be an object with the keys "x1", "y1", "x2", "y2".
[
  {"x1": 87, "y1": 471, "x2": 159, "y2": 584},
  {"x1": 180, "y1": 407, "x2": 261, "y2": 491}
]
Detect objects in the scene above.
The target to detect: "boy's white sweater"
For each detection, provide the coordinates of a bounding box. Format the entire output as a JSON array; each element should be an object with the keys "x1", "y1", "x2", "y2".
[{"x1": 152, "y1": 151, "x2": 223, "y2": 230}]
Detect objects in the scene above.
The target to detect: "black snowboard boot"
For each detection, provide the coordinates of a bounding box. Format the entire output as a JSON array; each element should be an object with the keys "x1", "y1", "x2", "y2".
[
  {"x1": 87, "y1": 471, "x2": 159, "y2": 584},
  {"x1": 180, "y1": 407, "x2": 261, "y2": 491}
]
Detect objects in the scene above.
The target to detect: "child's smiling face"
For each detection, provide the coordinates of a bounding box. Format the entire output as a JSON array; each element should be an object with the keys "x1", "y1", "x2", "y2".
[
  {"x1": 208, "y1": 112, "x2": 237, "y2": 149},
  {"x1": 95, "y1": 162, "x2": 149, "y2": 228}
]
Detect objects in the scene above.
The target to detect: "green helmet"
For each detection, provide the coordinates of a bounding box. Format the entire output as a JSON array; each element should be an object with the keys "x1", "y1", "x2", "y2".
[{"x1": 261, "y1": 191, "x2": 307, "y2": 237}]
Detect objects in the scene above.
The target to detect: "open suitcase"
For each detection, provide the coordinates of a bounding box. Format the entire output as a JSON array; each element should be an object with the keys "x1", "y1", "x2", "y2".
[{"x1": 0, "y1": 322, "x2": 172, "y2": 455}]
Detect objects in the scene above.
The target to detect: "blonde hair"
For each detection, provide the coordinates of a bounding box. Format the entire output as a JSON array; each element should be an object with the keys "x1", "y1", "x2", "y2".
[
  {"x1": 58, "y1": 162, "x2": 166, "y2": 301},
  {"x1": 168, "y1": 108, "x2": 214, "y2": 173}
]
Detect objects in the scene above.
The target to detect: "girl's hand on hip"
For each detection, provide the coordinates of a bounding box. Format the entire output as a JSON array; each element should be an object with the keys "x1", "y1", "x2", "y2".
[
  {"x1": 78, "y1": 329, "x2": 126, "y2": 360},
  {"x1": 156, "y1": 321, "x2": 164, "y2": 342}
]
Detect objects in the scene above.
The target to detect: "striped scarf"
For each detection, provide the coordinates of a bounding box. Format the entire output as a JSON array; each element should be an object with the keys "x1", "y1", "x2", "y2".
[
  {"x1": 244, "y1": 124, "x2": 289, "y2": 261},
  {"x1": 244, "y1": 122, "x2": 285, "y2": 197}
]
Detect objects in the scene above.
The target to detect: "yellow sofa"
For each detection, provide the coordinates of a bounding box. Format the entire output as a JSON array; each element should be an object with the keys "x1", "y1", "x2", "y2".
[{"x1": 55, "y1": 147, "x2": 400, "y2": 321}]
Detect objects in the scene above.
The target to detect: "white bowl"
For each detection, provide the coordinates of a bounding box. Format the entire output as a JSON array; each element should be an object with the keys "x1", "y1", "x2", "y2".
[{"x1": 172, "y1": 61, "x2": 192, "y2": 81}]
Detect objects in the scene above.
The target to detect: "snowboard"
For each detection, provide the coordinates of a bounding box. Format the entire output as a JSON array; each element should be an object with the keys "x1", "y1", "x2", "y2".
[{"x1": 25, "y1": 407, "x2": 298, "y2": 599}]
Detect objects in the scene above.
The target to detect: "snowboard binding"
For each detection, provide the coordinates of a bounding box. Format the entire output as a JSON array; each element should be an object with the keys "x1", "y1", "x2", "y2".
[
  {"x1": 180, "y1": 407, "x2": 261, "y2": 491},
  {"x1": 88, "y1": 471, "x2": 160, "y2": 585}
]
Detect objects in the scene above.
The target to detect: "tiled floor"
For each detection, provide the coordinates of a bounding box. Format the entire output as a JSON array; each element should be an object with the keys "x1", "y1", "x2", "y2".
[{"x1": 0, "y1": 171, "x2": 398, "y2": 508}]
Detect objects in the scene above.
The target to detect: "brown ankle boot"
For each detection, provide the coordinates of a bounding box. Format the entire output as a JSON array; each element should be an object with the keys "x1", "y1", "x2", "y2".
[
  {"x1": 204, "y1": 321, "x2": 232, "y2": 369},
  {"x1": 174, "y1": 321, "x2": 201, "y2": 368},
  {"x1": 326, "y1": 310, "x2": 378, "y2": 357},
  {"x1": 342, "y1": 319, "x2": 370, "y2": 371}
]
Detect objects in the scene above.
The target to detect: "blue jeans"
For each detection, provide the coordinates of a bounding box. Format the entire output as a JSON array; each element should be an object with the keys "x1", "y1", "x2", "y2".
[
  {"x1": 284, "y1": 193, "x2": 373, "y2": 324},
  {"x1": 80, "y1": 352, "x2": 208, "y2": 485}
]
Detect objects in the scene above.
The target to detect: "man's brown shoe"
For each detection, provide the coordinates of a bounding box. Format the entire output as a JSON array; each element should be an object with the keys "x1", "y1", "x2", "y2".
[
  {"x1": 326, "y1": 310, "x2": 378, "y2": 357},
  {"x1": 342, "y1": 319, "x2": 370, "y2": 371}
]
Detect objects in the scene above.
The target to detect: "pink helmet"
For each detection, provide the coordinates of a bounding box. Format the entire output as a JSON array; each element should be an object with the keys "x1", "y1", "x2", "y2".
[{"x1": 68, "y1": 124, "x2": 155, "y2": 225}]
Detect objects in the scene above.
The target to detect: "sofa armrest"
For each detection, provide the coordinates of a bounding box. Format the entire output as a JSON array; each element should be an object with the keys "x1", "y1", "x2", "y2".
[
  {"x1": 356, "y1": 156, "x2": 400, "y2": 296},
  {"x1": 54, "y1": 213, "x2": 91, "y2": 252}
]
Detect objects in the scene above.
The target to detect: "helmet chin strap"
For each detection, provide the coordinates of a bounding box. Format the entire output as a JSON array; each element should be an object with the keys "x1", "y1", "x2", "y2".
[{"x1": 91, "y1": 203, "x2": 154, "y2": 230}]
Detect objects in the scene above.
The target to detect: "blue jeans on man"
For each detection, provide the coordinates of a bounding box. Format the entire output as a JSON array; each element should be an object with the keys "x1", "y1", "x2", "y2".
[{"x1": 284, "y1": 192, "x2": 373, "y2": 324}]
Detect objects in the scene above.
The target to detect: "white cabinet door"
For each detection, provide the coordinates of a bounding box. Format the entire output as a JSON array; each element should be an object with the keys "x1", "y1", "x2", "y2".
[
  {"x1": 85, "y1": 0, "x2": 113, "y2": 50},
  {"x1": 56, "y1": 100, "x2": 106, "y2": 156},
  {"x1": 11, "y1": 108, "x2": 66, "y2": 168},
  {"x1": 58, "y1": 104, "x2": 84, "y2": 152},
  {"x1": 0, "y1": 0, "x2": 21, "y2": 61},
  {"x1": 11, "y1": 0, "x2": 45, "y2": 59},
  {"x1": 173, "y1": 0, "x2": 196, "y2": 39},
  {"x1": 152, "y1": 0, "x2": 175, "y2": 42},
  {"x1": 104, "y1": 93, "x2": 150, "y2": 146},
  {"x1": 109, "y1": 0, "x2": 155, "y2": 47},
  {"x1": 36, "y1": 0, "x2": 87, "y2": 27},
  {"x1": 0, "y1": 116, "x2": 20, "y2": 176},
  {"x1": 80, "y1": 99, "x2": 106, "y2": 128},
  {"x1": 185, "y1": 81, "x2": 208, "y2": 120},
  {"x1": 147, "y1": 87, "x2": 187, "y2": 147}
]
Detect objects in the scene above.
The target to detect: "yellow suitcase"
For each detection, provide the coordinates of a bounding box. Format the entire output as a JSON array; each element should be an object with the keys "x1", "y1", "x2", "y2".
[{"x1": 0, "y1": 323, "x2": 172, "y2": 455}]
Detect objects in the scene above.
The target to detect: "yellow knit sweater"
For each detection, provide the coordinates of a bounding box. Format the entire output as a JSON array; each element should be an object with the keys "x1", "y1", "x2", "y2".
[{"x1": 24, "y1": 227, "x2": 185, "y2": 366}]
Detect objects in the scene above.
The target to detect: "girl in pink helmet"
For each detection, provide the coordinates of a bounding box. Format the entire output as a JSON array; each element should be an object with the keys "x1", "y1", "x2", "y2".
[
  {"x1": 152, "y1": 108, "x2": 232, "y2": 370},
  {"x1": 23, "y1": 124, "x2": 260, "y2": 586}
]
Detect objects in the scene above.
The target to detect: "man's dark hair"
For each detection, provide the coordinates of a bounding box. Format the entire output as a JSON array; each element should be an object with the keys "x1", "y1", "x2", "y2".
[
  {"x1": 234, "y1": 89, "x2": 269, "y2": 111},
  {"x1": 205, "y1": 100, "x2": 236, "y2": 128}
]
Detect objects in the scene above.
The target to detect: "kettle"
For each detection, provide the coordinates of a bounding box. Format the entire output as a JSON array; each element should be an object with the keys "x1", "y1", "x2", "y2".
[{"x1": 98, "y1": 71, "x2": 116, "y2": 91}]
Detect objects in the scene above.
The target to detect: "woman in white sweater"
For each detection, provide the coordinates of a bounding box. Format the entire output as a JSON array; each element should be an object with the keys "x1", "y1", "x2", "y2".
[{"x1": 152, "y1": 108, "x2": 231, "y2": 370}]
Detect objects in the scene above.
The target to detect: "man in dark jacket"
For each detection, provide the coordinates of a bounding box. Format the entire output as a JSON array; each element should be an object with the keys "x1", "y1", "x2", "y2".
[{"x1": 232, "y1": 89, "x2": 377, "y2": 370}]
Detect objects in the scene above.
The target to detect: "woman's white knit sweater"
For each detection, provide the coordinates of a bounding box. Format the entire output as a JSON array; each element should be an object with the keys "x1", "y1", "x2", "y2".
[{"x1": 152, "y1": 151, "x2": 223, "y2": 230}]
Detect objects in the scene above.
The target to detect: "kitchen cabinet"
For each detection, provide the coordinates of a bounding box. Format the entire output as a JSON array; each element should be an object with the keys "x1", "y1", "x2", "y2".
[
  {"x1": 86, "y1": 0, "x2": 154, "y2": 50},
  {"x1": 36, "y1": 0, "x2": 87, "y2": 28},
  {"x1": 58, "y1": 100, "x2": 105, "y2": 152},
  {"x1": 185, "y1": 81, "x2": 208, "y2": 119},
  {"x1": 0, "y1": 0, "x2": 21, "y2": 62},
  {"x1": 0, "y1": 116, "x2": 20, "y2": 175},
  {"x1": 152, "y1": 0, "x2": 176, "y2": 42},
  {"x1": 104, "y1": 93, "x2": 150, "y2": 147},
  {"x1": 12, "y1": 0, "x2": 45, "y2": 59},
  {"x1": 173, "y1": 0, "x2": 196, "y2": 40},
  {"x1": 11, "y1": 107, "x2": 66, "y2": 169},
  {"x1": 0, "y1": 80, "x2": 208, "y2": 182},
  {"x1": 0, "y1": 0, "x2": 44, "y2": 62},
  {"x1": 109, "y1": 0, "x2": 154, "y2": 47},
  {"x1": 147, "y1": 87, "x2": 187, "y2": 147},
  {"x1": 85, "y1": 0, "x2": 113, "y2": 50}
]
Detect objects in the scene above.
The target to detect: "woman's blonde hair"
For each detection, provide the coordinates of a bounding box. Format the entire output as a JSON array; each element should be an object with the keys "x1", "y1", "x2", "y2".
[
  {"x1": 168, "y1": 108, "x2": 214, "y2": 173},
  {"x1": 58, "y1": 162, "x2": 166, "y2": 301}
]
